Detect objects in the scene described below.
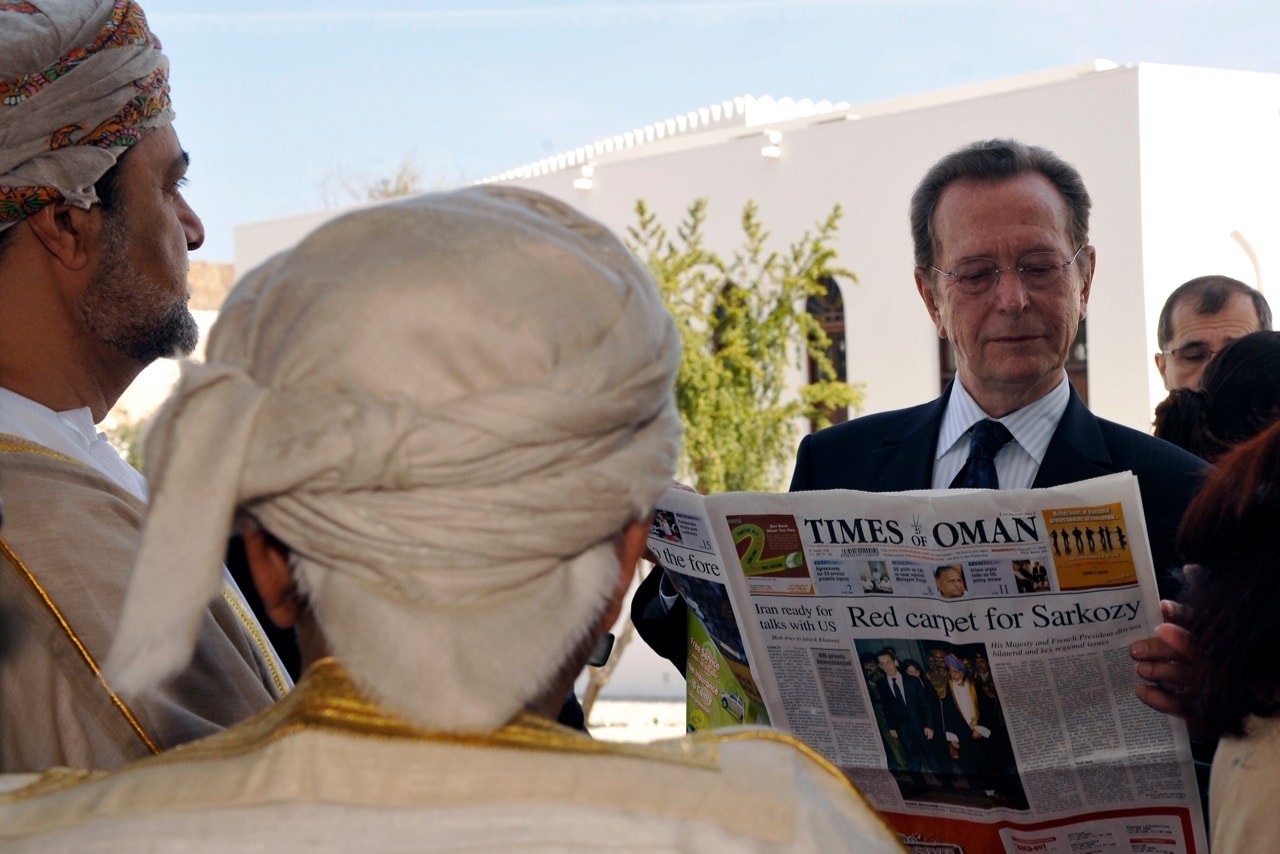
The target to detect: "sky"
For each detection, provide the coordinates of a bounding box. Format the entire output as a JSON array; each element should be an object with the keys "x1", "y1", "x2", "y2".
[{"x1": 139, "y1": 0, "x2": 1280, "y2": 264}]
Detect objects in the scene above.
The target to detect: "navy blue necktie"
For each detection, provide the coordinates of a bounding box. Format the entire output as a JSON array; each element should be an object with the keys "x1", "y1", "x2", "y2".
[{"x1": 950, "y1": 420, "x2": 1013, "y2": 489}]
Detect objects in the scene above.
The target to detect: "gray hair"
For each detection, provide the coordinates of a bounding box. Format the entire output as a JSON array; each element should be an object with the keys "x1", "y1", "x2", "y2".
[{"x1": 910, "y1": 139, "x2": 1092, "y2": 270}]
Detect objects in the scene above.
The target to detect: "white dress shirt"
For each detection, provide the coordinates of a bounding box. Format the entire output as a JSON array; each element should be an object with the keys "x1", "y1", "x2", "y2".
[
  {"x1": 0, "y1": 387, "x2": 148, "y2": 499},
  {"x1": 932, "y1": 375, "x2": 1071, "y2": 490}
]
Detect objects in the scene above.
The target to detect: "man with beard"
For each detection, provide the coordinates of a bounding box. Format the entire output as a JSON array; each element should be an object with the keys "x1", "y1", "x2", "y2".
[
  {"x1": 0, "y1": 0, "x2": 288, "y2": 772},
  {"x1": 0, "y1": 187, "x2": 901, "y2": 851},
  {"x1": 939, "y1": 655, "x2": 1024, "y2": 807}
]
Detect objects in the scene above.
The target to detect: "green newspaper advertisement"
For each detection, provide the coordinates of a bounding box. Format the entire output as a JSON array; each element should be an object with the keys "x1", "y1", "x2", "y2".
[{"x1": 648, "y1": 499, "x2": 769, "y2": 731}]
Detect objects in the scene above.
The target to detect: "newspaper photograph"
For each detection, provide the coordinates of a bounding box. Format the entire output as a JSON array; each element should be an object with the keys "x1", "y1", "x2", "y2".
[{"x1": 646, "y1": 472, "x2": 1206, "y2": 854}]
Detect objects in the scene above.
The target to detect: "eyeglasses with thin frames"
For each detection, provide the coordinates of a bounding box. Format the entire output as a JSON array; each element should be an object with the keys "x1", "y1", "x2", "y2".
[
  {"x1": 1159, "y1": 343, "x2": 1220, "y2": 365},
  {"x1": 928, "y1": 245, "x2": 1088, "y2": 296}
]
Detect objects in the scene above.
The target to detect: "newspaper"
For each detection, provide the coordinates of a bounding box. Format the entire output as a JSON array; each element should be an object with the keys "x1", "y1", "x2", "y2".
[{"x1": 647, "y1": 473, "x2": 1206, "y2": 854}]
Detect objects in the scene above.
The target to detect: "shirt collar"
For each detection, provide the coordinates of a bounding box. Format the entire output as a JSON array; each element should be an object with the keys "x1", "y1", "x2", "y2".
[
  {"x1": 936, "y1": 374, "x2": 1070, "y2": 465},
  {"x1": 0, "y1": 386, "x2": 96, "y2": 452}
]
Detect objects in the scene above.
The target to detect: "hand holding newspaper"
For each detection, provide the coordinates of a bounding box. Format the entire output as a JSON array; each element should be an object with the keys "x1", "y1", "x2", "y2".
[{"x1": 646, "y1": 472, "x2": 1206, "y2": 854}]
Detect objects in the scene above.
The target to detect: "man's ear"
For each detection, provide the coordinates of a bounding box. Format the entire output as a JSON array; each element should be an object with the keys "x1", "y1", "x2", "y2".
[
  {"x1": 598, "y1": 519, "x2": 650, "y2": 634},
  {"x1": 1077, "y1": 245, "x2": 1096, "y2": 320},
  {"x1": 914, "y1": 267, "x2": 947, "y2": 339},
  {"x1": 23, "y1": 203, "x2": 98, "y2": 272},
  {"x1": 239, "y1": 525, "x2": 300, "y2": 630},
  {"x1": 1154, "y1": 352, "x2": 1170, "y2": 389}
]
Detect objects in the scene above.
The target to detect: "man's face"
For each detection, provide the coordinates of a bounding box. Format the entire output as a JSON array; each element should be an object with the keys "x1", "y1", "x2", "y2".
[
  {"x1": 1155, "y1": 292, "x2": 1261, "y2": 390},
  {"x1": 79, "y1": 124, "x2": 205, "y2": 364},
  {"x1": 915, "y1": 173, "x2": 1093, "y2": 416},
  {"x1": 877, "y1": 655, "x2": 899, "y2": 677},
  {"x1": 936, "y1": 567, "x2": 967, "y2": 599},
  {"x1": 928, "y1": 650, "x2": 947, "y2": 673}
]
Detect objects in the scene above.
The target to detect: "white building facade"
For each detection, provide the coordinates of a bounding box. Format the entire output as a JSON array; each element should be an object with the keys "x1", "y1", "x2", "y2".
[{"x1": 237, "y1": 61, "x2": 1280, "y2": 432}]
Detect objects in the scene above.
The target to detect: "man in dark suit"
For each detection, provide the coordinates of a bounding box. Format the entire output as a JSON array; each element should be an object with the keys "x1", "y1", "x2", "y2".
[
  {"x1": 789, "y1": 370, "x2": 1202, "y2": 596},
  {"x1": 633, "y1": 139, "x2": 1206, "y2": 713},
  {"x1": 875, "y1": 649, "x2": 940, "y2": 794}
]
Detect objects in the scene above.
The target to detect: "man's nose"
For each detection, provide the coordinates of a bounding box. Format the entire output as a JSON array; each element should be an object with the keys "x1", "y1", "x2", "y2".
[
  {"x1": 991, "y1": 267, "x2": 1029, "y2": 313},
  {"x1": 180, "y1": 195, "x2": 205, "y2": 251}
]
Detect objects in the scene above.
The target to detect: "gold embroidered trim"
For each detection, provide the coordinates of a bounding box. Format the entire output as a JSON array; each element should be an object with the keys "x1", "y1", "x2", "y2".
[
  {"x1": 219, "y1": 587, "x2": 290, "y2": 698},
  {"x1": 0, "y1": 768, "x2": 103, "y2": 804},
  {"x1": 1, "y1": 435, "x2": 290, "y2": 698},
  {"x1": 0, "y1": 536, "x2": 159, "y2": 755},
  {"x1": 143, "y1": 659, "x2": 721, "y2": 771},
  {"x1": 0, "y1": 439, "x2": 79, "y2": 463}
]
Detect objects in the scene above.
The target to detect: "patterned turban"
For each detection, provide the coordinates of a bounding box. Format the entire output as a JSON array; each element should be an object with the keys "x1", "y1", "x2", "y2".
[
  {"x1": 106, "y1": 186, "x2": 683, "y2": 733},
  {"x1": 0, "y1": 0, "x2": 171, "y2": 231}
]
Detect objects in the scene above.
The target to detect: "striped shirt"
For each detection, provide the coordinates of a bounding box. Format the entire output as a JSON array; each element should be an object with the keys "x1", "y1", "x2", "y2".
[{"x1": 932, "y1": 376, "x2": 1071, "y2": 490}]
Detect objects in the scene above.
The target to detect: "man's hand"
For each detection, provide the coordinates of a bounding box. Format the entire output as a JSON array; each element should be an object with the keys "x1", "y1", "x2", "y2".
[
  {"x1": 1130, "y1": 598, "x2": 1195, "y2": 719},
  {"x1": 923, "y1": 727, "x2": 934, "y2": 739}
]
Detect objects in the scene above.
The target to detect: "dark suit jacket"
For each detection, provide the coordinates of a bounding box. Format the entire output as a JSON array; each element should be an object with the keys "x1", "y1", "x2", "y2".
[
  {"x1": 877, "y1": 673, "x2": 939, "y2": 748},
  {"x1": 790, "y1": 385, "x2": 1208, "y2": 595},
  {"x1": 633, "y1": 385, "x2": 1209, "y2": 672}
]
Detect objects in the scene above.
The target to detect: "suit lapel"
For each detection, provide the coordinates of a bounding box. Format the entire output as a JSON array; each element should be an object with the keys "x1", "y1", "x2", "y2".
[
  {"x1": 865, "y1": 394, "x2": 947, "y2": 491},
  {"x1": 1032, "y1": 385, "x2": 1115, "y2": 488}
]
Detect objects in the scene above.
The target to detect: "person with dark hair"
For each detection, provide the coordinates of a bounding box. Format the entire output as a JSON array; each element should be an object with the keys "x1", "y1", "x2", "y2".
[
  {"x1": 1154, "y1": 330, "x2": 1280, "y2": 461},
  {"x1": 920, "y1": 648, "x2": 949, "y2": 699},
  {"x1": 1167, "y1": 420, "x2": 1280, "y2": 847},
  {"x1": 934, "y1": 564, "x2": 968, "y2": 599},
  {"x1": 862, "y1": 650, "x2": 905, "y2": 768},
  {"x1": 0, "y1": 0, "x2": 288, "y2": 773},
  {"x1": 1154, "y1": 275, "x2": 1271, "y2": 392},
  {"x1": 876, "y1": 648, "x2": 941, "y2": 795}
]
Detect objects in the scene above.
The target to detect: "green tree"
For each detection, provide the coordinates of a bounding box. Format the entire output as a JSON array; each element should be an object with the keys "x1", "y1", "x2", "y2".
[
  {"x1": 580, "y1": 199, "x2": 865, "y2": 722},
  {"x1": 627, "y1": 198, "x2": 863, "y2": 494}
]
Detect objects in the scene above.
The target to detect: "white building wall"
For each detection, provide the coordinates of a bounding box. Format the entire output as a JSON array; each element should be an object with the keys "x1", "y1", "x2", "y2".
[
  {"x1": 502, "y1": 63, "x2": 1152, "y2": 424},
  {"x1": 235, "y1": 62, "x2": 1280, "y2": 434},
  {"x1": 1135, "y1": 64, "x2": 1280, "y2": 416},
  {"x1": 234, "y1": 206, "x2": 364, "y2": 281}
]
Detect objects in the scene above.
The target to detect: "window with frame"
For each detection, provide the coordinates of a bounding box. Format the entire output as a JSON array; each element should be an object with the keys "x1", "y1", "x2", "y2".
[{"x1": 807, "y1": 277, "x2": 848, "y2": 428}]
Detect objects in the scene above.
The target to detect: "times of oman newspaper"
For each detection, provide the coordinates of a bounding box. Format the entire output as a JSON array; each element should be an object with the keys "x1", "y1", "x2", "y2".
[{"x1": 647, "y1": 473, "x2": 1206, "y2": 854}]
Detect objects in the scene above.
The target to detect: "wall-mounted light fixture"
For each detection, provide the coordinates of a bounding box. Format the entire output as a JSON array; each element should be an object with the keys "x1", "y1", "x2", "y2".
[
  {"x1": 760, "y1": 130, "x2": 782, "y2": 159},
  {"x1": 573, "y1": 163, "x2": 595, "y2": 190}
]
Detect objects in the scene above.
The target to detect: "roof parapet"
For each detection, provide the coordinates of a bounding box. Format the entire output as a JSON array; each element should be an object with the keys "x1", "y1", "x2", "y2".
[
  {"x1": 481, "y1": 61, "x2": 1122, "y2": 184},
  {"x1": 481, "y1": 94, "x2": 849, "y2": 183}
]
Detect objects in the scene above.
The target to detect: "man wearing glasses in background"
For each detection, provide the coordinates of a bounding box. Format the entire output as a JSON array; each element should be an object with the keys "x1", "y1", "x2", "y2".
[
  {"x1": 1155, "y1": 275, "x2": 1271, "y2": 391},
  {"x1": 637, "y1": 137, "x2": 1206, "y2": 721}
]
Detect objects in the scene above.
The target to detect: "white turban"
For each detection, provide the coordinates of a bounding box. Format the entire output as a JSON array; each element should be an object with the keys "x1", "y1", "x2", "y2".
[
  {"x1": 0, "y1": 0, "x2": 172, "y2": 230},
  {"x1": 106, "y1": 186, "x2": 682, "y2": 732}
]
